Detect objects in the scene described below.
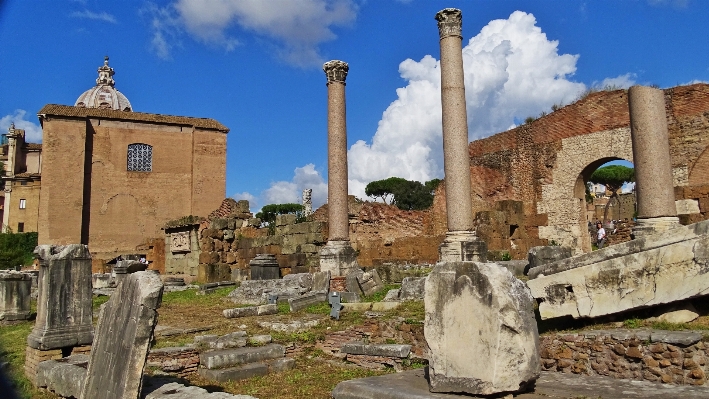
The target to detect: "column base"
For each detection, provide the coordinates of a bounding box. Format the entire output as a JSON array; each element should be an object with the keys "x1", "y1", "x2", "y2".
[
  {"x1": 438, "y1": 231, "x2": 488, "y2": 262},
  {"x1": 319, "y1": 240, "x2": 359, "y2": 277},
  {"x1": 27, "y1": 324, "x2": 94, "y2": 351},
  {"x1": 632, "y1": 216, "x2": 680, "y2": 239}
]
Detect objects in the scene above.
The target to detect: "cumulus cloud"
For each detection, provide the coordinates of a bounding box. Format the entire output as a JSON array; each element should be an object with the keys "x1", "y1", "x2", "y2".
[
  {"x1": 146, "y1": 0, "x2": 357, "y2": 66},
  {"x1": 235, "y1": 164, "x2": 328, "y2": 212},
  {"x1": 71, "y1": 10, "x2": 117, "y2": 24},
  {"x1": 140, "y1": 3, "x2": 184, "y2": 60},
  {"x1": 0, "y1": 110, "x2": 43, "y2": 143},
  {"x1": 347, "y1": 11, "x2": 586, "y2": 199},
  {"x1": 592, "y1": 73, "x2": 636, "y2": 89}
]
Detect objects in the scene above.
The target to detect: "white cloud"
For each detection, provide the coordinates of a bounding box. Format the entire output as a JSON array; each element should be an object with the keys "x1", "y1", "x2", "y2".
[
  {"x1": 682, "y1": 79, "x2": 709, "y2": 85},
  {"x1": 71, "y1": 10, "x2": 117, "y2": 24},
  {"x1": 346, "y1": 11, "x2": 586, "y2": 199},
  {"x1": 141, "y1": 3, "x2": 183, "y2": 60},
  {"x1": 0, "y1": 110, "x2": 43, "y2": 143},
  {"x1": 593, "y1": 73, "x2": 636, "y2": 89},
  {"x1": 150, "y1": 0, "x2": 357, "y2": 66},
  {"x1": 239, "y1": 164, "x2": 328, "y2": 212}
]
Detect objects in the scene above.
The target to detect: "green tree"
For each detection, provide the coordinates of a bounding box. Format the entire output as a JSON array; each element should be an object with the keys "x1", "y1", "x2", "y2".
[
  {"x1": 589, "y1": 165, "x2": 635, "y2": 222},
  {"x1": 0, "y1": 232, "x2": 38, "y2": 269},
  {"x1": 255, "y1": 203, "x2": 304, "y2": 226},
  {"x1": 365, "y1": 177, "x2": 441, "y2": 211}
]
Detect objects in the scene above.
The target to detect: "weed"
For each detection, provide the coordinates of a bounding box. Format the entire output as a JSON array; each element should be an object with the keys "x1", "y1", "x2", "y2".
[
  {"x1": 277, "y1": 302, "x2": 291, "y2": 314},
  {"x1": 623, "y1": 318, "x2": 643, "y2": 329},
  {"x1": 303, "y1": 302, "x2": 330, "y2": 315},
  {"x1": 363, "y1": 284, "x2": 399, "y2": 303}
]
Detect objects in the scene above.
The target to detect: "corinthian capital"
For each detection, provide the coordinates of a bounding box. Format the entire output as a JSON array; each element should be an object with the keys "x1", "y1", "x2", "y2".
[
  {"x1": 323, "y1": 60, "x2": 349, "y2": 85},
  {"x1": 435, "y1": 8, "x2": 462, "y2": 39}
]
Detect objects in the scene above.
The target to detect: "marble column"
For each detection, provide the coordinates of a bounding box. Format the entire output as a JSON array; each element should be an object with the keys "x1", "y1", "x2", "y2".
[
  {"x1": 628, "y1": 85, "x2": 679, "y2": 238},
  {"x1": 319, "y1": 60, "x2": 358, "y2": 277},
  {"x1": 436, "y1": 8, "x2": 486, "y2": 262}
]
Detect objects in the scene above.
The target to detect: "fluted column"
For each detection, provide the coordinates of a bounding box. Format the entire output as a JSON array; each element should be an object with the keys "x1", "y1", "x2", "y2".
[
  {"x1": 320, "y1": 60, "x2": 359, "y2": 278},
  {"x1": 628, "y1": 85, "x2": 679, "y2": 238},
  {"x1": 324, "y1": 60, "x2": 350, "y2": 242},
  {"x1": 436, "y1": 8, "x2": 486, "y2": 262}
]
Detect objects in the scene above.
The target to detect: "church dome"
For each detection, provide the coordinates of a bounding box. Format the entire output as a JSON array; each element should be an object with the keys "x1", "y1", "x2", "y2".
[{"x1": 75, "y1": 56, "x2": 132, "y2": 111}]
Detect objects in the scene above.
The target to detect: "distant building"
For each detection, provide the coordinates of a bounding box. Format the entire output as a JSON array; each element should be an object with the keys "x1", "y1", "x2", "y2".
[
  {"x1": 0, "y1": 123, "x2": 42, "y2": 233},
  {"x1": 37, "y1": 57, "x2": 228, "y2": 268}
]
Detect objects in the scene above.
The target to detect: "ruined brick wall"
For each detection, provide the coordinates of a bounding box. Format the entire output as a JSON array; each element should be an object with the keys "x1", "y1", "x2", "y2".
[{"x1": 448, "y1": 83, "x2": 709, "y2": 254}]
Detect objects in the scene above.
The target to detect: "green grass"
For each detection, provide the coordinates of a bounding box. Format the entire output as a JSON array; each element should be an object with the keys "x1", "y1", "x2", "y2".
[
  {"x1": 161, "y1": 286, "x2": 233, "y2": 306},
  {"x1": 623, "y1": 318, "x2": 643, "y2": 329},
  {"x1": 0, "y1": 321, "x2": 55, "y2": 399},
  {"x1": 277, "y1": 302, "x2": 291, "y2": 314},
  {"x1": 362, "y1": 284, "x2": 399, "y2": 302},
  {"x1": 303, "y1": 302, "x2": 330, "y2": 315}
]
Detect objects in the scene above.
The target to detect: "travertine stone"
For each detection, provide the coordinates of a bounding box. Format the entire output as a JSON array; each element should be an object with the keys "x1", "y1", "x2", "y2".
[
  {"x1": 438, "y1": 231, "x2": 487, "y2": 262},
  {"x1": 324, "y1": 60, "x2": 350, "y2": 242},
  {"x1": 319, "y1": 240, "x2": 359, "y2": 277},
  {"x1": 629, "y1": 85, "x2": 677, "y2": 220},
  {"x1": 28, "y1": 245, "x2": 94, "y2": 350},
  {"x1": 36, "y1": 354, "x2": 89, "y2": 399},
  {"x1": 425, "y1": 261, "x2": 540, "y2": 395},
  {"x1": 527, "y1": 220, "x2": 709, "y2": 319},
  {"x1": 79, "y1": 271, "x2": 164, "y2": 399},
  {"x1": 0, "y1": 271, "x2": 32, "y2": 321},
  {"x1": 199, "y1": 344, "x2": 285, "y2": 370},
  {"x1": 311, "y1": 270, "x2": 331, "y2": 293},
  {"x1": 527, "y1": 246, "x2": 573, "y2": 272},
  {"x1": 676, "y1": 199, "x2": 701, "y2": 215},
  {"x1": 436, "y1": 8, "x2": 474, "y2": 239}
]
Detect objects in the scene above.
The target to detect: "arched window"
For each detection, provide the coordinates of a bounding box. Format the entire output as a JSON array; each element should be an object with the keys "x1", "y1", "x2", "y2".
[{"x1": 127, "y1": 143, "x2": 152, "y2": 172}]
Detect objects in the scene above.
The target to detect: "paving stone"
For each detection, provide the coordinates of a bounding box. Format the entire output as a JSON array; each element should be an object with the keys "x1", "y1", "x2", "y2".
[
  {"x1": 198, "y1": 362, "x2": 269, "y2": 382},
  {"x1": 650, "y1": 330, "x2": 703, "y2": 346},
  {"x1": 200, "y1": 344, "x2": 285, "y2": 370},
  {"x1": 340, "y1": 342, "x2": 411, "y2": 358}
]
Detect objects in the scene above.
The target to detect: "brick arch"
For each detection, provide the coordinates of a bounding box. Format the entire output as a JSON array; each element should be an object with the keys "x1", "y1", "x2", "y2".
[
  {"x1": 537, "y1": 127, "x2": 633, "y2": 254},
  {"x1": 688, "y1": 145, "x2": 709, "y2": 186}
]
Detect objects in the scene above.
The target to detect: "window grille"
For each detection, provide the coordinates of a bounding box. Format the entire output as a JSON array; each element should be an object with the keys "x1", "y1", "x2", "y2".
[{"x1": 127, "y1": 143, "x2": 152, "y2": 172}]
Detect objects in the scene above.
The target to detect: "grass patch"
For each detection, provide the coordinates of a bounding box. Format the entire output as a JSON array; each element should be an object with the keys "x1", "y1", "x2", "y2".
[
  {"x1": 623, "y1": 318, "x2": 643, "y2": 329},
  {"x1": 278, "y1": 302, "x2": 291, "y2": 314},
  {"x1": 393, "y1": 300, "x2": 424, "y2": 323},
  {"x1": 271, "y1": 330, "x2": 325, "y2": 345},
  {"x1": 303, "y1": 302, "x2": 330, "y2": 315},
  {"x1": 92, "y1": 295, "x2": 110, "y2": 311},
  {"x1": 362, "y1": 284, "x2": 399, "y2": 303},
  {"x1": 151, "y1": 334, "x2": 196, "y2": 349},
  {"x1": 161, "y1": 286, "x2": 234, "y2": 306},
  {"x1": 0, "y1": 320, "x2": 56, "y2": 399}
]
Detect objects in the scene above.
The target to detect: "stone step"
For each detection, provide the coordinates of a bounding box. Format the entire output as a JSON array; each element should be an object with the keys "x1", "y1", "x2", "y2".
[
  {"x1": 200, "y1": 344, "x2": 285, "y2": 369},
  {"x1": 197, "y1": 358, "x2": 296, "y2": 383}
]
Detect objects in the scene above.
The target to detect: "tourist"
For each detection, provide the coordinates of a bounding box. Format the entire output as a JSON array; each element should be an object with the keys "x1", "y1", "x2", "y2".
[{"x1": 596, "y1": 222, "x2": 607, "y2": 249}]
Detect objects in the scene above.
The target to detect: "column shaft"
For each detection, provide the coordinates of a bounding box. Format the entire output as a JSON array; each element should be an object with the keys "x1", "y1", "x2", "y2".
[
  {"x1": 327, "y1": 81, "x2": 349, "y2": 241},
  {"x1": 439, "y1": 22, "x2": 473, "y2": 232},
  {"x1": 628, "y1": 86, "x2": 677, "y2": 219}
]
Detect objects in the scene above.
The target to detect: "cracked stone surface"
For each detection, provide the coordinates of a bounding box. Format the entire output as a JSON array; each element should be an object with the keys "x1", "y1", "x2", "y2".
[{"x1": 527, "y1": 221, "x2": 709, "y2": 319}]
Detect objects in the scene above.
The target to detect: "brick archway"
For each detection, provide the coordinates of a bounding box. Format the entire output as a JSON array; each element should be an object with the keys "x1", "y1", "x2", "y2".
[{"x1": 536, "y1": 127, "x2": 633, "y2": 253}]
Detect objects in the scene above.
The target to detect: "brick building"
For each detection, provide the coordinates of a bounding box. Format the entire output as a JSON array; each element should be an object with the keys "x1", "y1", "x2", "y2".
[
  {"x1": 37, "y1": 57, "x2": 229, "y2": 267},
  {"x1": 0, "y1": 123, "x2": 42, "y2": 233}
]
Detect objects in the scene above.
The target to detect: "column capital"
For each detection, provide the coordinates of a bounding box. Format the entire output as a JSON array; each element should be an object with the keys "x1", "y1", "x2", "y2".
[
  {"x1": 323, "y1": 60, "x2": 349, "y2": 85},
  {"x1": 435, "y1": 8, "x2": 462, "y2": 39}
]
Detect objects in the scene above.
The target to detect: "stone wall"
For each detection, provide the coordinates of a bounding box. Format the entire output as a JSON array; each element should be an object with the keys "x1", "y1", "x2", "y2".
[{"x1": 541, "y1": 330, "x2": 708, "y2": 386}]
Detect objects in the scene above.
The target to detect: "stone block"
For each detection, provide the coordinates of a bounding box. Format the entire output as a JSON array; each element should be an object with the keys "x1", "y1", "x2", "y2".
[
  {"x1": 676, "y1": 199, "x2": 701, "y2": 215},
  {"x1": 288, "y1": 292, "x2": 327, "y2": 312},
  {"x1": 371, "y1": 302, "x2": 400, "y2": 312},
  {"x1": 228, "y1": 275, "x2": 312, "y2": 304},
  {"x1": 340, "y1": 343, "x2": 411, "y2": 358},
  {"x1": 226, "y1": 252, "x2": 238, "y2": 264},
  {"x1": 223, "y1": 229, "x2": 235, "y2": 241},
  {"x1": 398, "y1": 277, "x2": 425, "y2": 301},
  {"x1": 527, "y1": 246, "x2": 573, "y2": 274},
  {"x1": 211, "y1": 218, "x2": 228, "y2": 230},
  {"x1": 657, "y1": 305, "x2": 700, "y2": 324},
  {"x1": 268, "y1": 357, "x2": 296, "y2": 373},
  {"x1": 383, "y1": 289, "x2": 400, "y2": 301},
  {"x1": 342, "y1": 302, "x2": 373, "y2": 312},
  {"x1": 199, "y1": 251, "x2": 220, "y2": 264},
  {"x1": 0, "y1": 271, "x2": 32, "y2": 321},
  {"x1": 223, "y1": 306, "x2": 258, "y2": 318},
  {"x1": 36, "y1": 355, "x2": 89, "y2": 399},
  {"x1": 346, "y1": 270, "x2": 365, "y2": 297},
  {"x1": 340, "y1": 291, "x2": 360, "y2": 303},
  {"x1": 304, "y1": 232, "x2": 326, "y2": 244},
  {"x1": 527, "y1": 220, "x2": 709, "y2": 319},
  {"x1": 257, "y1": 304, "x2": 278, "y2": 316},
  {"x1": 358, "y1": 269, "x2": 384, "y2": 297},
  {"x1": 200, "y1": 238, "x2": 214, "y2": 252},
  {"x1": 91, "y1": 273, "x2": 112, "y2": 289},
  {"x1": 28, "y1": 245, "x2": 94, "y2": 350},
  {"x1": 301, "y1": 243, "x2": 319, "y2": 253},
  {"x1": 80, "y1": 271, "x2": 164, "y2": 399},
  {"x1": 425, "y1": 261, "x2": 540, "y2": 395},
  {"x1": 250, "y1": 254, "x2": 280, "y2": 280},
  {"x1": 275, "y1": 214, "x2": 296, "y2": 226},
  {"x1": 198, "y1": 263, "x2": 232, "y2": 284},
  {"x1": 198, "y1": 362, "x2": 269, "y2": 382},
  {"x1": 202, "y1": 228, "x2": 222, "y2": 239},
  {"x1": 199, "y1": 344, "x2": 285, "y2": 370},
  {"x1": 249, "y1": 335, "x2": 272, "y2": 345},
  {"x1": 144, "y1": 382, "x2": 258, "y2": 398},
  {"x1": 311, "y1": 270, "x2": 331, "y2": 293}
]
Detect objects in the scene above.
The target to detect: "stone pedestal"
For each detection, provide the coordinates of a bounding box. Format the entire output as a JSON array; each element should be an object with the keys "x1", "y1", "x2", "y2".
[
  {"x1": 250, "y1": 254, "x2": 280, "y2": 280},
  {"x1": 27, "y1": 245, "x2": 94, "y2": 351},
  {"x1": 319, "y1": 240, "x2": 358, "y2": 277},
  {"x1": 424, "y1": 261, "x2": 540, "y2": 395},
  {"x1": 628, "y1": 85, "x2": 680, "y2": 238},
  {"x1": 0, "y1": 270, "x2": 32, "y2": 322},
  {"x1": 112, "y1": 263, "x2": 128, "y2": 287},
  {"x1": 438, "y1": 231, "x2": 487, "y2": 262}
]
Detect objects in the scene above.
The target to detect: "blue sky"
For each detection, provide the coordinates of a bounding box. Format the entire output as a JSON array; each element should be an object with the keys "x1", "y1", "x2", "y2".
[{"x1": 0, "y1": 0, "x2": 707, "y2": 212}]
